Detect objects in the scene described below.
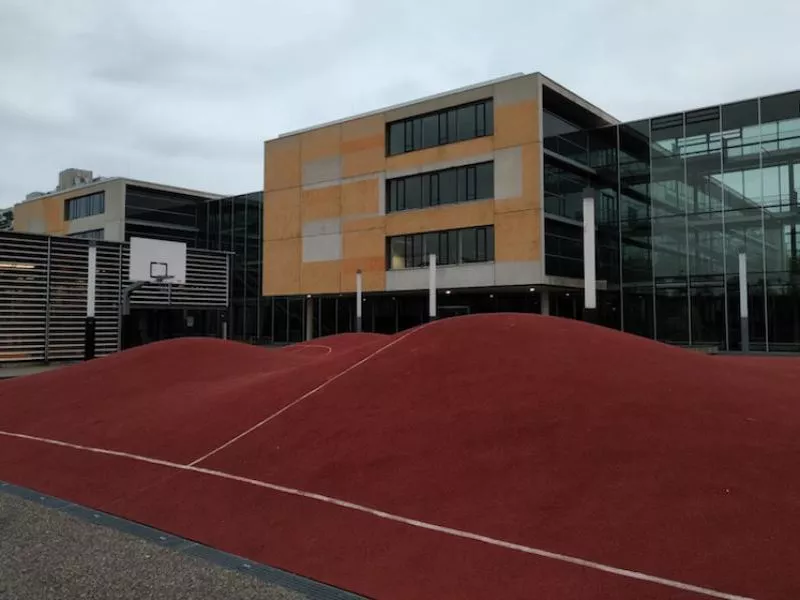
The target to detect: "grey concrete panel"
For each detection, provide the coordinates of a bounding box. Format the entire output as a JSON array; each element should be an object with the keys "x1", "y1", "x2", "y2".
[
  {"x1": 302, "y1": 233, "x2": 342, "y2": 263},
  {"x1": 494, "y1": 75, "x2": 539, "y2": 106},
  {"x1": 302, "y1": 218, "x2": 341, "y2": 237},
  {"x1": 103, "y1": 221, "x2": 125, "y2": 243},
  {"x1": 494, "y1": 261, "x2": 543, "y2": 286},
  {"x1": 385, "y1": 153, "x2": 495, "y2": 180},
  {"x1": 386, "y1": 263, "x2": 495, "y2": 292},
  {"x1": 493, "y1": 147, "x2": 523, "y2": 200},
  {"x1": 302, "y1": 157, "x2": 342, "y2": 187}
]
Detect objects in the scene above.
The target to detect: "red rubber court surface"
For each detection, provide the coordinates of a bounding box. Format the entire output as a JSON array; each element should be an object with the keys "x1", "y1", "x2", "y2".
[{"x1": 1, "y1": 314, "x2": 799, "y2": 599}]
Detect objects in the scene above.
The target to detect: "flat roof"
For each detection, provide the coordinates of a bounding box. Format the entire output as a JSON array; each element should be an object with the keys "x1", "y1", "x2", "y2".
[{"x1": 275, "y1": 72, "x2": 528, "y2": 139}]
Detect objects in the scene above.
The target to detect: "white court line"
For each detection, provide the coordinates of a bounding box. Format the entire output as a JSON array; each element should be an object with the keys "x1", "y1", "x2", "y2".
[
  {"x1": 0, "y1": 429, "x2": 755, "y2": 600},
  {"x1": 189, "y1": 327, "x2": 425, "y2": 466}
]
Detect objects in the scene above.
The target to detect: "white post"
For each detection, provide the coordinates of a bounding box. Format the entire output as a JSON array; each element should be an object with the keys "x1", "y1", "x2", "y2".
[
  {"x1": 582, "y1": 188, "x2": 597, "y2": 323},
  {"x1": 428, "y1": 254, "x2": 437, "y2": 320},
  {"x1": 356, "y1": 270, "x2": 363, "y2": 332},
  {"x1": 85, "y1": 242, "x2": 97, "y2": 360},
  {"x1": 541, "y1": 290, "x2": 550, "y2": 316},
  {"x1": 739, "y1": 252, "x2": 749, "y2": 352}
]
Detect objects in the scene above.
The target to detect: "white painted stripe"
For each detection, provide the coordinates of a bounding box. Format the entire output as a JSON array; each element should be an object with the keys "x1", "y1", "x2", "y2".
[
  {"x1": 0, "y1": 429, "x2": 755, "y2": 600},
  {"x1": 189, "y1": 327, "x2": 425, "y2": 466}
]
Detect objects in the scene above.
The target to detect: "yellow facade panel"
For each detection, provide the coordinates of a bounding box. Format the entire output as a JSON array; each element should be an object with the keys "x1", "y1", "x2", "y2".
[
  {"x1": 263, "y1": 238, "x2": 301, "y2": 295},
  {"x1": 341, "y1": 148, "x2": 385, "y2": 179},
  {"x1": 264, "y1": 137, "x2": 301, "y2": 192},
  {"x1": 342, "y1": 215, "x2": 385, "y2": 233},
  {"x1": 300, "y1": 261, "x2": 341, "y2": 294},
  {"x1": 341, "y1": 178, "x2": 380, "y2": 217},
  {"x1": 494, "y1": 209, "x2": 541, "y2": 262},
  {"x1": 384, "y1": 200, "x2": 494, "y2": 237},
  {"x1": 385, "y1": 136, "x2": 494, "y2": 172},
  {"x1": 300, "y1": 125, "x2": 341, "y2": 163},
  {"x1": 494, "y1": 100, "x2": 539, "y2": 150},
  {"x1": 342, "y1": 228, "x2": 384, "y2": 259},
  {"x1": 264, "y1": 188, "x2": 301, "y2": 241},
  {"x1": 300, "y1": 185, "x2": 341, "y2": 223}
]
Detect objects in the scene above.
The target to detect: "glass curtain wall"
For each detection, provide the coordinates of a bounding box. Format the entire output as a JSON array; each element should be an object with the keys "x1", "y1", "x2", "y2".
[
  {"x1": 546, "y1": 89, "x2": 800, "y2": 351},
  {"x1": 200, "y1": 192, "x2": 263, "y2": 342}
]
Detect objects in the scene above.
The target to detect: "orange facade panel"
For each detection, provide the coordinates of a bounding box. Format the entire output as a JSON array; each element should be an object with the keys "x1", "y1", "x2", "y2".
[
  {"x1": 494, "y1": 209, "x2": 541, "y2": 262},
  {"x1": 340, "y1": 178, "x2": 380, "y2": 217},
  {"x1": 384, "y1": 199, "x2": 495, "y2": 237},
  {"x1": 300, "y1": 261, "x2": 341, "y2": 294},
  {"x1": 264, "y1": 188, "x2": 301, "y2": 241},
  {"x1": 385, "y1": 136, "x2": 494, "y2": 173},
  {"x1": 300, "y1": 125, "x2": 341, "y2": 163},
  {"x1": 494, "y1": 99, "x2": 540, "y2": 150},
  {"x1": 300, "y1": 185, "x2": 341, "y2": 223},
  {"x1": 264, "y1": 137, "x2": 301, "y2": 192},
  {"x1": 263, "y1": 238, "x2": 301, "y2": 295}
]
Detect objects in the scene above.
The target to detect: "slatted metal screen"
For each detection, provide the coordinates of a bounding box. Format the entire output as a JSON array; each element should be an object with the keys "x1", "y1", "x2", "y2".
[{"x1": 0, "y1": 231, "x2": 230, "y2": 363}]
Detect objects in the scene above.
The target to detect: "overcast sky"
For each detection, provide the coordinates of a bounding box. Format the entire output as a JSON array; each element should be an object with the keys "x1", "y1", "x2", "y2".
[{"x1": 2, "y1": 0, "x2": 800, "y2": 208}]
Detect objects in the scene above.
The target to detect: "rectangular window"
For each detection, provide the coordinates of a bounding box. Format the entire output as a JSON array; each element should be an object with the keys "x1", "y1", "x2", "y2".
[
  {"x1": 386, "y1": 98, "x2": 494, "y2": 156},
  {"x1": 64, "y1": 192, "x2": 106, "y2": 221},
  {"x1": 386, "y1": 226, "x2": 494, "y2": 270},
  {"x1": 386, "y1": 161, "x2": 493, "y2": 213}
]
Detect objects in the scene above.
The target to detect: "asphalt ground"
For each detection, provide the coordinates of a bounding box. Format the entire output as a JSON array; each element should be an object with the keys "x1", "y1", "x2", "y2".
[{"x1": 0, "y1": 488, "x2": 349, "y2": 600}]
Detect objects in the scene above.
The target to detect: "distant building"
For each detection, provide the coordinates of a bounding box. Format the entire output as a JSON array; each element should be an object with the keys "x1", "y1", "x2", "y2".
[
  {"x1": 0, "y1": 208, "x2": 12, "y2": 231},
  {"x1": 13, "y1": 168, "x2": 223, "y2": 245}
]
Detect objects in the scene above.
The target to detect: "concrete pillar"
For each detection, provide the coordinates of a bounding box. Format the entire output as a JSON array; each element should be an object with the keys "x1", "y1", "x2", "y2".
[
  {"x1": 305, "y1": 296, "x2": 314, "y2": 341},
  {"x1": 541, "y1": 290, "x2": 550, "y2": 316}
]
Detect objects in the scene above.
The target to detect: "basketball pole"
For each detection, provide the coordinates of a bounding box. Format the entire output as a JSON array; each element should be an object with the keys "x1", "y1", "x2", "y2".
[{"x1": 84, "y1": 241, "x2": 97, "y2": 361}]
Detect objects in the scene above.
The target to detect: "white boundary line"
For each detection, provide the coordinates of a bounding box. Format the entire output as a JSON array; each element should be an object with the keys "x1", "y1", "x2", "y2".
[
  {"x1": 189, "y1": 327, "x2": 424, "y2": 466},
  {"x1": 0, "y1": 429, "x2": 755, "y2": 600}
]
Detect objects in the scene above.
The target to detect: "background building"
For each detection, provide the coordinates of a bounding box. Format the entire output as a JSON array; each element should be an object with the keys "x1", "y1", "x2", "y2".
[
  {"x1": 13, "y1": 168, "x2": 223, "y2": 244},
  {"x1": 261, "y1": 73, "x2": 615, "y2": 341},
  {"x1": 262, "y1": 73, "x2": 800, "y2": 352},
  {"x1": 0, "y1": 208, "x2": 12, "y2": 231}
]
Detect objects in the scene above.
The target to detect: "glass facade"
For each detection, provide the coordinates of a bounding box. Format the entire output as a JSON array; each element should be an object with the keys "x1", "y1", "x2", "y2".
[
  {"x1": 199, "y1": 192, "x2": 263, "y2": 342},
  {"x1": 544, "y1": 89, "x2": 800, "y2": 352}
]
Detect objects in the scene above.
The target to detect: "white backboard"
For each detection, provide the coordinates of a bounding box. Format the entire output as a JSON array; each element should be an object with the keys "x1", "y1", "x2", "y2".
[{"x1": 129, "y1": 237, "x2": 187, "y2": 284}]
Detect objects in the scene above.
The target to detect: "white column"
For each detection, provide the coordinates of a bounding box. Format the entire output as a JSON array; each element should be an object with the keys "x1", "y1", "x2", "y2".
[
  {"x1": 541, "y1": 290, "x2": 550, "y2": 316},
  {"x1": 356, "y1": 269, "x2": 363, "y2": 332},
  {"x1": 428, "y1": 254, "x2": 437, "y2": 320},
  {"x1": 583, "y1": 190, "x2": 597, "y2": 314},
  {"x1": 739, "y1": 252, "x2": 749, "y2": 352}
]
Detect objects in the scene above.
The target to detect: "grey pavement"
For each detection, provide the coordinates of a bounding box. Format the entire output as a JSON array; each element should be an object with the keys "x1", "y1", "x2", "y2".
[{"x1": 0, "y1": 492, "x2": 312, "y2": 600}]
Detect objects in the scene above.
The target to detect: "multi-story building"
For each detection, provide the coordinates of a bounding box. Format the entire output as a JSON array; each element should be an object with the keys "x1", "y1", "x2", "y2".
[
  {"x1": 262, "y1": 73, "x2": 615, "y2": 341},
  {"x1": 13, "y1": 168, "x2": 223, "y2": 245},
  {"x1": 262, "y1": 72, "x2": 800, "y2": 352}
]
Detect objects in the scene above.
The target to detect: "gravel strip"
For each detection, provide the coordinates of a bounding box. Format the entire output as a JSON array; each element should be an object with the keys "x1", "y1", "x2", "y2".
[{"x1": 0, "y1": 492, "x2": 310, "y2": 600}]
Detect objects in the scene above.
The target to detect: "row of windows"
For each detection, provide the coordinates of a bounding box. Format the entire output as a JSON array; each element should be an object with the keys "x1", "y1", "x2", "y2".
[
  {"x1": 64, "y1": 192, "x2": 105, "y2": 221},
  {"x1": 386, "y1": 99, "x2": 494, "y2": 156},
  {"x1": 387, "y1": 226, "x2": 495, "y2": 270},
  {"x1": 387, "y1": 162, "x2": 494, "y2": 213}
]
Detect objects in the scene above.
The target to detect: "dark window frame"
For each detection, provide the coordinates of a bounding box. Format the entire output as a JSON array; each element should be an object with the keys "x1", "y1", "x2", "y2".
[
  {"x1": 386, "y1": 225, "x2": 495, "y2": 270},
  {"x1": 64, "y1": 191, "x2": 106, "y2": 221},
  {"x1": 386, "y1": 98, "x2": 494, "y2": 156},
  {"x1": 386, "y1": 161, "x2": 494, "y2": 214}
]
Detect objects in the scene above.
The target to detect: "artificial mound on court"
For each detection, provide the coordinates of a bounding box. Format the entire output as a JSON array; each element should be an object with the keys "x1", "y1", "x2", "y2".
[{"x1": 1, "y1": 314, "x2": 799, "y2": 600}]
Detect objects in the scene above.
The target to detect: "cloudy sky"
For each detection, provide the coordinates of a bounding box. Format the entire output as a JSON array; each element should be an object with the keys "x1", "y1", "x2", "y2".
[{"x1": 2, "y1": 0, "x2": 800, "y2": 208}]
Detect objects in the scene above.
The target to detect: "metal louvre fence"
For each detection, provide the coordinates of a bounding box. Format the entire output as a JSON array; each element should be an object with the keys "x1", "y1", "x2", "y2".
[{"x1": 0, "y1": 232, "x2": 230, "y2": 364}]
